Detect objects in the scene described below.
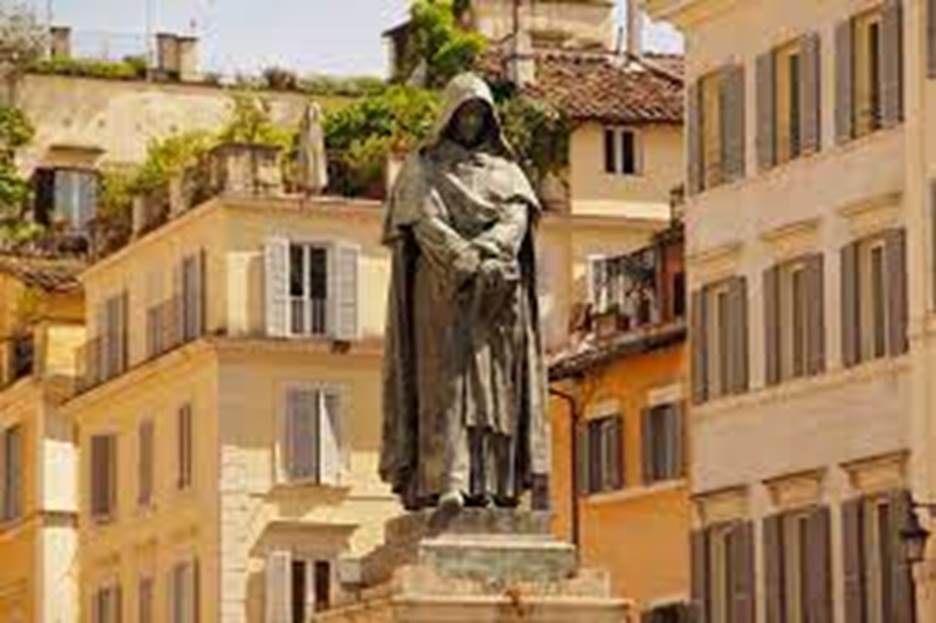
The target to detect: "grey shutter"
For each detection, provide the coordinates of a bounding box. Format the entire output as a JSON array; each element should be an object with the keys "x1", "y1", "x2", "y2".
[
  {"x1": 687, "y1": 81, "x2": 703, "y2": 195},
  {"x1": 885, "y1": 228, "x2": 909, "y2": 356},
  {"x1": 264, "y1": 237, "x2": 290, "y2": 337},
  {"x1": 286, "y1": 389, "x2": 318, "y2": 482},
  {"x1": 588, "y1": 421, "x2": 602, "y2": 493},
  {"x1": 756, "y1": 52, "x2": 776, "y2": 171},
  {"x1": 691, "y1": 289, "x2": 708, "y2": 404},
  {"x1": 729, "y1": 277, "x2": 749, "y2": 394},
  {"x1": 836, "y1": 19, "x2": 855, "y2": 144},
  {"x1": 721, "y1": 65, "x2": 746, "y2": 182},
  {"x1": 332, "y1": 242, "x2": 360, "y2": 341},
  {"x1": 265, "y1": 550, "x2": 291, "y2": 623},
  {"x1": 889, "y1": 491, "x2": 915, "y2": 623},
  {"x1": 673, "y1": 403, "x2": 686, "y2": 478},
  {"x1": 841, "y1": 242, "x2": 860, "y2": 367},
  {"x1": 763, "y1": 514, "x2": 783, "y2": 623},
  {"x1": 763, "y1": 265, "x2": 780, "y2": 386},
  {"x1": 801, "y1": 32, "x2": 822, "y2": 155},
  {"x1": 807, "y1": 253, "x2": 826, "y2": 376},
  {"x1": 843, "y1": 497, "x2": 866, "y2": 623},
  {"x1": 806, "y1": 507, "x2": 832, "y2": 623},
  {"x1": 880, "y1": 0, "x2": 904, "y2": 129},
  {"x1": 929, "y1": 0, "x2": 936, "y2": 78},
  {"x1": 575, "y1": 424, "x2": 589, "y2": 495},
  {"x1": 729, "y1": 521, "x2": 755, "y2": 623},
  {"x1": 641, "y1": 408, "x2": 653, "y2": 484},
  {"x1": 690, "y1": 529, "x2": 709, "y2": 623}
]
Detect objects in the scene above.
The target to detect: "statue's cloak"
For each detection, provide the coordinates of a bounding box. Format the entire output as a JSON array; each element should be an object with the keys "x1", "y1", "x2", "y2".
[{"x1": 378, "y1": 73, "x2": 550, "y2": 505}]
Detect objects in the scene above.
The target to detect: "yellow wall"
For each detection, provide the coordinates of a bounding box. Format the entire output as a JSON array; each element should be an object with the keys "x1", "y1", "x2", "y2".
[
  {"x1": 471, "y1": 0, "x2": 616, "y2": 49},
  {"x1": 569, "y1": 122, "x2": 684, "y2": 220},
  {"x1": 550, "y1": 341, "x2": 690, "y2": 610}
]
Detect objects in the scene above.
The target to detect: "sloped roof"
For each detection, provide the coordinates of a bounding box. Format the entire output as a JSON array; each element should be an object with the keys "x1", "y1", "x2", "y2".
[
  {"x1": 0, "y1": 254, "x2": 84, "y2": 293},
  {"x1": 483, "y1": 49, "x2": 684, "y2": 125}
]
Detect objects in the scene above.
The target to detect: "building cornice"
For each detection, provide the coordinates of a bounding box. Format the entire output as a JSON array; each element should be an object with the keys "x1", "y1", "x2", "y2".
[{"x1": 642, "y1": 0, "x2": 739, "y2": 29}]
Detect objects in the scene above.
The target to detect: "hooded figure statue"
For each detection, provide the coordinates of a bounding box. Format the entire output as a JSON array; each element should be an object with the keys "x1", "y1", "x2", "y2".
[{"x1": 379, "y1": 72, "x2": 550, "y2": 511}]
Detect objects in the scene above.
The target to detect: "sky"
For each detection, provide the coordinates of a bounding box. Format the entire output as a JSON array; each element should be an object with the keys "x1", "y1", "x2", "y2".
[{"x1": 16, "y1": 0, "x2": 683, "y2": 77}]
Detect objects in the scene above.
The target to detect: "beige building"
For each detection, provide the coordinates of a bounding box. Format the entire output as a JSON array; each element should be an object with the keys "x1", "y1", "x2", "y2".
[
  {"x1": 0, "y1": 255, "x2": 85, "y2": 623},
  {"x1": 643, "y1": 0, "x2": 934, "y2": 621}
]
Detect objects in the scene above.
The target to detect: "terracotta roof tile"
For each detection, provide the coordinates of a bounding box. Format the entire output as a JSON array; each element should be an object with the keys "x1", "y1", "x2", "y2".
[
  {"x1": 483, "y1": 48, "x2": 684, "y2": 125},
  {"x1": 0, "y1": 254, "x2": 84, "y2": 292}
]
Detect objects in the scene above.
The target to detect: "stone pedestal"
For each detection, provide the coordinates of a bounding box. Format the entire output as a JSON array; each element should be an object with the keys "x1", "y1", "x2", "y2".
[{"x1": 339, "y1": 509, "x2": 632, "y2": 623}]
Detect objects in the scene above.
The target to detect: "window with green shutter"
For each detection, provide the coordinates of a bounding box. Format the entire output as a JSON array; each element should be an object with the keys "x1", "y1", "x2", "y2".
[{"x1": 578, "y1": 414, "x2": 624, "y2": 495}]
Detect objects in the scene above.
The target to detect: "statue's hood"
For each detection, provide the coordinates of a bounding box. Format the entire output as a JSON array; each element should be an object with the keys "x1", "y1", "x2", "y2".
[{"x1": 427, "y1": 72, "x2": 513, "y2": 155}]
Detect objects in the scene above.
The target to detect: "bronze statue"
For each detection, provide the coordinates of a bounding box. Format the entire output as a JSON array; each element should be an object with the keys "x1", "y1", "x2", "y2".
[{"x1": 379, "y1": 72, "x2": 550, "y2": 511}]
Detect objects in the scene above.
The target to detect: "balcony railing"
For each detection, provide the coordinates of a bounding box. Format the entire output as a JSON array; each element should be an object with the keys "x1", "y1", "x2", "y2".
[
  {"x1": 76, "y1": 332, "x2": 128, "y2": 393},
  {"x1": 290, "y1": 297, "x2": 328, "y2": 336},
  {"x1": 146, "y1": 297, "x2": 182, "y2": 360}
]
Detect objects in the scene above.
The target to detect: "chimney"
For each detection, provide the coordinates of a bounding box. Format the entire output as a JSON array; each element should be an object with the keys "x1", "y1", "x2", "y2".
[
  {"x1": 49, "y1": 26, "x2": 71, "y2": 58},
  {"x1": 177, "y1": 36, "x2": 199, "y2": 82},
  {"x1": 156, "y1": 33, "x2": 180, "y2": 77},
  {"x1": 626, "y1": 0, "x2": 643, "y2": 58},
  {"x1": 508, "y1": 30, "x2": 536, "y2": 88}
]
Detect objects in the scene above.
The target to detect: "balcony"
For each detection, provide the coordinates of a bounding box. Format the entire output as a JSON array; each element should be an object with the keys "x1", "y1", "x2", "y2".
[
  {"x1": 76, "y1": 332, "x2": 127, "y2": 393},
  {"x1": 146, "y1": 297, "x2": 182, "y2": 360}
]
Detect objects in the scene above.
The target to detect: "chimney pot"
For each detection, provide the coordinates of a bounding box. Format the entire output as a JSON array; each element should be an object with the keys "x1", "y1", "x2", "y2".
[{"x1": 626, "y1": 0, "x2": 643, "y2": 57}]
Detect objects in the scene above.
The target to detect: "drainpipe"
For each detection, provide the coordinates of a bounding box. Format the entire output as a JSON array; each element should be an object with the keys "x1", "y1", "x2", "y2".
[{"x1": 549, "y1": 384, "x2": 581, "y2": 556}]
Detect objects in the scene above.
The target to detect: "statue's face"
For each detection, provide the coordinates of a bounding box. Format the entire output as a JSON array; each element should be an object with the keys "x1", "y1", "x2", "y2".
[{"x1": 451, "y1": 100, "x2": 489, "y2": 148}]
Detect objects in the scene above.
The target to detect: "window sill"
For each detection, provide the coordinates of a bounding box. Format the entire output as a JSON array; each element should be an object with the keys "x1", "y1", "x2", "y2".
[{"x1": 584, "y1": 479, "x2": 688, "y2": 506}]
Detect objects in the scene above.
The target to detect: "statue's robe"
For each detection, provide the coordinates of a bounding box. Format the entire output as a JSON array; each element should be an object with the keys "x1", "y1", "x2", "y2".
[{"x1": 378, "y1": 73, "x2": 550, "y2": 509}]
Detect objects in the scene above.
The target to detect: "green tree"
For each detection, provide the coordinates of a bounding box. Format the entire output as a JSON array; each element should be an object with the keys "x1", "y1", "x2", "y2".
[
  {"x1": 218, "y1": 92, "x2": 293, "y2": 149},
  {"x1": 405, "y1": 0, "x2": 486, "y2": 87},
  {"x1": 0, "y1": 105, "x2": 37, "y2": 244}
]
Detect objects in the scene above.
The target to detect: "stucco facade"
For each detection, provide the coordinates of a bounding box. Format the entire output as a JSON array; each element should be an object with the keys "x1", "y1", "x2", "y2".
[{"x1": 643, "y1": 0, "x2": 935, "y2": 621}]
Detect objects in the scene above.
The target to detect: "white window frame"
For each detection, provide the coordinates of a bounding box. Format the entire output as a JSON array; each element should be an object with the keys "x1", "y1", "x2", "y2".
[
  {"x1": 603, "y1": 126, "x2": 643, "y2": 176},
  {"x1": 277, "y1": 381, "x2": 349, "y2": 487},
  {"x1": 287, "y1": 239, "x2": 333, "y2": 338}
]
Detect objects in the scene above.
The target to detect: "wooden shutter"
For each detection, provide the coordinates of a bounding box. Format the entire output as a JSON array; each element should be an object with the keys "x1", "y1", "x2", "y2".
[
  {"x1": 929, "y1": 0, "x2": 936, "y2": 78},
  {"x1": 177, "y1": 404, "x2": 193, "y2": 490},
  {"x1": 320, "y1": 390, "x2": 342, "y2": 485},
  {"x1": 265, "y1": 550, "x2": 291, "y2": 623},
  {"x1": 690, "y1": 529, "x2": 709, "y2": 623},
  {"x1": 687, "y1": 81, "x2": 703, "y2": 195},
  {"x1": 673, "y1": 403, "x2": 686, "y2": 478},
  {"x1": 139, "y1": 577, "x2": 153, "y2": 623},
  {"x1": 264, "y1": 237, "x2": 290, "y2": 337},
  {"x1": 6, "y1": 426, "x2": 20, "y2": 519},
  {"x1": 91, "y1": 434, "x2": 115, "y2": 518},
  {"x1": 801, "y1": 32, "x2": 822, "y2": 155},
  {"x1": 641, "y1": 408, "x2": 654, "y2": 484},
  {"x1": 729, "y1": 277, "x2": 749, "y2": 394},
  {"x1": 835, "y1": 19, "x2": 855, "y2": 144},
  {"x1": 575, "y1": 424, "x2": 589, "y2": 495},
  {"x1": 192, "y1": 559, "x2": 201, "y2": 623},
  {"x1": 807, "y1": 253, "x2": 826, "y2": 376},
  {"x1": 721, "y1": 65, "x2": 746, "y2": 182},
  {"x1": 843, "y1": 497, "x2": 866, "y2": 623},
  {"x1": 691, "y1": 289, "x2": 708, "y2": 405},
  {"x1": 763, "y1": 514, "x2": 783, "y2": 623},
  {"x1": 138, "y1": 420, "x2": 154, "y2": 506},
  {"x1": 880, "y1": 0, "x2": 904, "y2": 129},
  {"x1": 610, "y1": 416, "x2": 624, "y2": 489},
  {"x1": 756, "y1": 52, "x2": 776, "y2": 171},
  {"x1": 729, "y1": 521, "x2": 755, "y2": 623},
  {"x1": 889, "y1": 491, "x2": 915, "y2": 623},
  {"x1": 805, "y1": 507, "x2": 832, "y2": 623},
  {"x1": 841, "y1": 242, "x2": 860, "y2": 367},
  {"x1": 588, "y1": 420, "x2": 602, "y2": 494},
  {"x1": 763, "y1": 265, "x2": 780, "y2": 386},
  {"x1": 885, "y1": 228, "x2": 909, "y2": 356},
  {"x1": 332, "y1": 242, "x2": 360, "y2": 341},
  {"x1": 118, "y1": 291, "x2": 129, "y2": 373},
  {"x1": 604, "y1": 128, "x2": 616, "y2": 174},
  {"x1": 286, "y1": 389, "x2": 318, "y2": 482}
]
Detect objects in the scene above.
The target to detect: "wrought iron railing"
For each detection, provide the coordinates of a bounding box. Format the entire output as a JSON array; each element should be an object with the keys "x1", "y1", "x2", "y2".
[{"x1": 76, "y1": 332, "x2": 127, "y2": 392}]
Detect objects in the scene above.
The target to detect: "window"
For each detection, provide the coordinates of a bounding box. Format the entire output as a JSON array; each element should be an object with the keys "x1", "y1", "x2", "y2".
[
  {"x1": 289, "y1": 243, "x2": 329, "y2": 336},
  {"x1": 265, "y1": 238, "x2": 360, "y2": 341},
  {"x1": 587, "y1": 246, "x2": 660, "y2": 327},
  {"x1": 93, "y1": 291, "x2": 128, "y2": 384},
  {"x1": 692, "y1": 277, "x2": 748, "y2": 404},
  {"x1": 34, "y1": 167, "x2": 98, "y2": 232},
  {"x1": 169, "y1": 559, "x2": 199, "y2": 623},
  {"x1": 177, "y1": 404, "x2": 193, "y2": 490},
  {"x1": 688, "y1": 64, "x2": 745, "y2": 194},
  {"x1": 841, "y1": 230, "x2": 907, "y2": 367},
  {"x1": 603, "y1": 127, "x2": 640, "y2": 175},
  {"x1": 5, "y1": 333, "x2": 34, "y2": 385},
  {"x1": 267, "y1": 552, "x2": 331, "y2": 622},
  {"x1": 138, "y1": 420, "x2": 154, "y2": 507},
  {"x1": 692, "y1": 521, "x2": 755, "y2": 623},
  {"x1": 91, "y1": 583, "x2": 121, "y2": 623},
  {"x1": 180, "y1": 251, "x2": 206, "y2": 342},
  {"x1": 0, "y1": 425, "x2": 23, "y2": 522},
  {"x1": 90, "y1": 433, "x2": 117, "y2": 521},
  {"x1": 577, "y1": 415, "x2": 623, "y2": 495},
  {"x1": 837, "y1": 3, "x2": 903, "y2": 143},
  {"x1": 764, "y1": 507, "x2": 832, "y2": 623},
  {"x1": 776, "y1": 42, "x2": 802, "y2": 163},
  {"x1": 646, "y1": 603, "x2": 690, "y2": 623},
  {"x1": 642, "y1": 403, "x2": 685, "y2": 484},
  {"x1": 138, "y1": 576, "x2": 154, "y2": 623},
  {"x1": 764, "y1": 255, "x2": 824, "y2": 385},
  {"x1": 843, "y1": 492, "x2": 914, "y2": 623},
  {"x1": 284, "y1": 387, "x2": 343, "y2": 486}
]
